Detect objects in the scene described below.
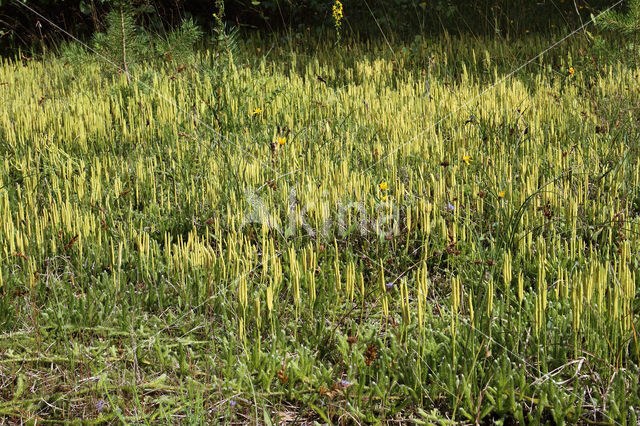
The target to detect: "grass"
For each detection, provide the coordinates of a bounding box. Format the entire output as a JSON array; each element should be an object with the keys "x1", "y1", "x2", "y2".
[{"x1": 0, "y1": 28, "x2": 639, "y2": 423}]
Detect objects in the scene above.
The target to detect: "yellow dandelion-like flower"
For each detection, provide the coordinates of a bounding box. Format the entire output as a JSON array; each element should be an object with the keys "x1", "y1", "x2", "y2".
[
  {"x1": 381, "y1": 195, "x2": 388, "y2": 201},
  {"x1": 568, "y1": 67, "x2": 575, "y2": 76},
  {"x1": 379, "y1": 181, "x2": 388, "y2": 191},
  {"x1": 498, "y1": 190, "x2": 506, "y2": 198},
  {"x1": 463, "y1": 155, "x2": 472, "y2": 166},
  {"x1": 277, "y1": 136, "x2": 287, "y2": 146},
  {"x1": 252, "y1": 108, "x2": 262, "y2": 116}
]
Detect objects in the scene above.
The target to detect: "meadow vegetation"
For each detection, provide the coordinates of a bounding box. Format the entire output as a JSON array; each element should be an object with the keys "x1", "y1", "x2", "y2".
[{"x1": 0, "y1": 17, "x2": 639, "y2": 424}]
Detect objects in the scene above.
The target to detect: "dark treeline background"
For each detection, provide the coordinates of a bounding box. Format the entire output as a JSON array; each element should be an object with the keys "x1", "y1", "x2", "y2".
[{"x1": 0, "y1": 0, "x2": 617, "y2": 53}]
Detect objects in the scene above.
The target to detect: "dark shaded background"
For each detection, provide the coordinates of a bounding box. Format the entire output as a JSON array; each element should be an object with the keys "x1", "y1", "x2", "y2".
[{"x1": 0, "y1": 0, "x2": 618, "y2": 54}]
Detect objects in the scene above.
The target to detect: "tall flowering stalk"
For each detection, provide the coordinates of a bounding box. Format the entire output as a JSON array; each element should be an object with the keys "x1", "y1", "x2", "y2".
[{"x1": 332, "y1": 0, "x2": 343, "y2": 44}]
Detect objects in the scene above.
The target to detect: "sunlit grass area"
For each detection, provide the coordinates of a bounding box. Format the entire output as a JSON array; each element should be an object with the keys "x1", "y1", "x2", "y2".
[{"x1": 0, "y1": 32, "x2": 639, "y2": 423}]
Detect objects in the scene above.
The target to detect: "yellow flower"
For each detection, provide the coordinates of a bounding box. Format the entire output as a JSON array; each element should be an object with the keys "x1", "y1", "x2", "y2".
[
  {"x1": 277, "y1": 136, "x2": 286, "y2": 146},
  {"x1": 462, "y1": 155, "x2": 471, "y2": 166},
  {"x1": 379, "y1": 181, "x2": 388, "y2": 191},
  {"x1": 381, "y1": 195, "x2": 388, "y2": 201},
  {"x1": 332, "y1": 0, "x2": 343, "y2": 20},
  {"x1": 420, "y1": 2, "x2": 427, "y2": 7},
  {"x1": 568, "y1": 67, "x2": 575, "y2": 76},
  {"x1": 498, "y1": 190, "x2": 506, "y2": 198},
  {"x1": 252, "y1": 108, "x2": 262, "y2": 116},
  {"x1": 332, "y1": 0, "x2": 343, "y2": 42}
]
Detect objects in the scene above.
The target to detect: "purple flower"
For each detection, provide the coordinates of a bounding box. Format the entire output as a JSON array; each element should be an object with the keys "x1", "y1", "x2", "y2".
[
  {"x1": 229, "y1": 399, "x2": 237, "y2": 407},
  {"x1": 385, "y1": 281, "x2": 395, "y2": 290},
  {"x1": 338, "y1": 379, "x2": 353, "y2": 388},
  {"x1": 95, "y1": 400, "x2": 107, "y2": 413},
  {"x1": 445, "y1": 202, "x2": 455, "y2": 212}
]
